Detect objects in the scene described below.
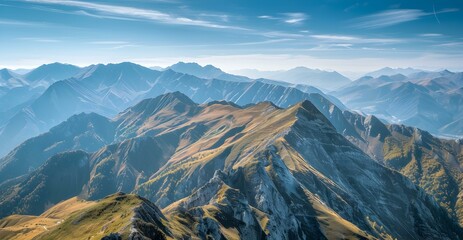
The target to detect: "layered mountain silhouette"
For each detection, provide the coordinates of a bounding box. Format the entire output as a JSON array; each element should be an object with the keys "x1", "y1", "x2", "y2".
[
  {"x1": 333, "y1": 70, "x2": 463, "y2": 137},
  {"x1": 0, "y1": 62, "x2": 342, "y2": 157},
  {"x1": 168, "y1": 61, "x2": 251, "y2": 82},
  {"x1": 234, "y1": 67, "x2": 352, "y2": 91},
  {"x1": 0, "y1": 92, "x2": 461, "y2": 239},
  {"x1": 364, "y1": 67, "x2": 424, "y2": 78}
]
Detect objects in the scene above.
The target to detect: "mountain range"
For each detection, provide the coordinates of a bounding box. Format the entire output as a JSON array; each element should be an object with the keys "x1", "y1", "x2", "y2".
[
  {"x1": 0, "y1": 92, "x2": 461, "y2": 239},
  {"x1": 333, "y1": 70, "x2": 463, "y2": 138},
  {"x1": 233, "y1": 67, "x2": 352, "y2": 91},
  {"x1": 0, "y1": 62, "x2": 344, "y2": 157},
  {"x1": 1, "y1": 61, "x2": 463, "y2": 239},
  {"x1": 363, "y1": 67, "x2": 425, "y2": 78}
]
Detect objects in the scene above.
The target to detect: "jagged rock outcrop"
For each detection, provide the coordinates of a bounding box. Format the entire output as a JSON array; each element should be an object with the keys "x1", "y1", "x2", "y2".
[{"x1": 0, "y1": 93, "x2": 461, "y2": 239}]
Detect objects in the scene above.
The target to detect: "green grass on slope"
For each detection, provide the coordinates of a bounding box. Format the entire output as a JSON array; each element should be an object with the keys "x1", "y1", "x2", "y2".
[{"x1": 36, "y1": 193, "x2": 142, "y2": 240}]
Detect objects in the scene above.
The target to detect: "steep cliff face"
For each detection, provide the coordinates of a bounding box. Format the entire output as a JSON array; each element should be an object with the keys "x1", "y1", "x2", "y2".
[
  {"x1": 133, "y1": 97, "x2": 461, "y2": 239},
  {"x1": 0, "y1": 93, "x2": 461, "y2": 239},
  {"x1": 343, "y1": 110, "x2": 463, "y2": 226}
]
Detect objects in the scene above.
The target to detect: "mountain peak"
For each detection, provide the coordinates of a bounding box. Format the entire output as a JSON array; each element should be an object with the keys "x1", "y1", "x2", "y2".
[
  {"x1": 168, "y1": 61, "x2": 224, "y2": 79},
  {"x1": 25, "y1": 62, "x2": 81, "y2": 83},
  {"x1": 122, "y1": 92, "x2": 197, "y2": 117},
  {"x1": 206, "y1": 100, "x2": 242, "y2": 109},
  {"x1": 40, "y1": 62, "x2": 75, "y2": 68},
  {"x1": 439, "y1": 69, "x2": 453, "y2": 74},
  {"x1": 364, "y1": 115, "x2": 391, "y2": 140},
  {"x1": 292, "y1": 100, "x2": 334, "y2": 127},
  {"x1": 0, "y1": 68, "x2": 15, "y2": 79},
  {"x1": 289, "y1": 66, "x2": 319, "y2": 72},
  {"x1": 365, "y1": 67, "x2": 423, "y2": 78}
]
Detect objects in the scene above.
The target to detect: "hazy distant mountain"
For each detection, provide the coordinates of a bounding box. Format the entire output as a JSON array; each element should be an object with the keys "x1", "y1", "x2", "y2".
[
  {"x1": 0, "y1": 90, "x2": 350, "y2": 185},
  {"x1": 24, "y1": 62, "x2": 82, "y2": 87},
  {"x1": 234, "y1": 67, "x2": 351, "y2": 90},
  {"x1": 0, "y1": 69, "x2": 42, "y2": 124},
  {"x1": 168, "y1": 61, "x2": 251, "y2": 82},
  {"x1": 0, "y1": 62, "x2": 160, "y2": 157},
  {"x1": 149, "y1": 66, "x2": 164, "y2": 71},
  {"x1": 0, "y1": 62, "x2": 344, "y2": 157},
  {"x1": 0, "y1": 69, "x2": 28, "y2": 88},
  {"x1": 407, "y1": 69, "x2": 459, "y2": 82},
  {"x1": 0, "y1": 63, "x2": 85, "y2": 117},
  {"x1": 364, "y1": 67, "x2": 424, "y2": 78},
  {"x1": 0, "y1": 112, "x2": 114, "y2": 183},
  {"x1": 333, "y1": 72, "x2": 463, "y2": 138},
  {"x1": 0, "y1": 92, "x2": 460, "y2": 239},
  {"x1": 9, "y1": 68, "x2": 32, "y2": 75}
]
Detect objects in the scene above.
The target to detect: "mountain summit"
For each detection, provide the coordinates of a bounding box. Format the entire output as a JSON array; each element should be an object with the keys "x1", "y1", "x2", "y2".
[
  {"x1": 0, "y1": 93, "x2": 460, "y2": 239},
  {"x1": 168, "y1": 61, "x2": 251, "y2": 82},
  {"x1": 234, "y1": 67, "x2": 351, "y2": 90}
]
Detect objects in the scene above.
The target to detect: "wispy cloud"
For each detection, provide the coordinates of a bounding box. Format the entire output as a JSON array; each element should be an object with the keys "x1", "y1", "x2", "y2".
[
  {"x1": 419, "y1": 33, "x2": 443, "y2": 37},
  {"x1": 25, "y1": 0, "x2": 247, "y2": 30},
  {"x1": 0, "y1": 19, "x2": 51, "y2": 27},
  {"x1": 74, "y1": 10, "x2": 137, "y2": 21},
  {"x1": 309, "y1": 43, "x2": 353, "y2": 50},
  {"x1": 123, "y1": 38, "x2": 294, "y2": 49},
  {"x1": 435, "y1": 42, "x2": 463, "y2": 47},
  {"x1": 311, "y1": 35, "x2": 357, "y2": 41},
  {"x1": 258, "y1": 15, "x2": 278, "y2": 20},
  {"x1": 88, "y1": 41, "x2": 130, "y2": 45},
  {"x1": 231, "y1": 39, "x2": 294, "y2": 46},
  {"x1": 258, "y1": 12, "x2": 308, "y2": 24},
  {"x1": 353, "y1": 9, "x2": 426, "y2": 28},
  {"x1": 261, "y1": 31, "x2": 305, "y2": 38},
  {"x1": 352, "y1": 8, "x2": 459, "y2": 29},
  {"x1": 310, "y1": 34, "x2": 402, "y2": 44},
  {"x1": 283, "y1": 13, "x2": 308, "y2": 24},
  {"x1": 198, "y1": 13, "x2": 230, "y2": 22}
]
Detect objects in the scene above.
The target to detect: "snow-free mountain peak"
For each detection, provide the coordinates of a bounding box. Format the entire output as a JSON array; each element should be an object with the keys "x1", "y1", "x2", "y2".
[
  {"x1": 168, "y1": 61, "x2": 251, "y2": 82},
  {"x1": 364, "y1": 67, "x2": 424, "y2": 78},
  {"x1": 234, "y1": 67, "x2": 351, "y2": 90},
  {"x1": 24, "y1": 62, "x2": 81, "y2": 83}
]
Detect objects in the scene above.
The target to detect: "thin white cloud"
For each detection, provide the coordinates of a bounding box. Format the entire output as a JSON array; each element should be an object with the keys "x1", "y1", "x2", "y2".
[
  {"x1": 74, "y1": 10, "x2": 137, "y2": 21},
  {"x1": 353, "y1": 9, "x2": 426, "y2": 28},
  {"x1": 419, "y1": 33, "x2": 443, "y2": 37},
  {"x1": 261, "y1": 31, "x2": 305, "y2": 38},
  {"x1": 199, "y1": 13, "x2": 230, "y2": 22},
  {"x1": 0, "y1": 19, "x2": 51, "y2": 27},
  {"x1": 311, "y1": 35, "x2": 357, "y2": 41},
  {"x1": 231, "y1": 39, "x2": 294, "y2": 46},
  {"x1": 283, "y1": 13, "x2": 308, "y2": 24},
  {"x1": 435, "y1": 42, "x2": 463, "y2": 47},
  {"x1": 25, "y1": 0, "x2": 247, "y2": 30},
  {"x1": 352, "y1": 8, "x2": 459, "y2": 29},
  {"x1": 309, "y1": 43, "x2": 353, "y2": 50},
  {"x1": 258, "y1": 13, "x2": 308, "y2": 24},
  {"x1": 88, "y1": 41, "x2": 130, "y2": 45},
  {"x1": 258, "y1": 15, "x2": 278, "y2": 20},
  {"x1": 310, "y1": 34, "x2": 402, "y2": 44}
]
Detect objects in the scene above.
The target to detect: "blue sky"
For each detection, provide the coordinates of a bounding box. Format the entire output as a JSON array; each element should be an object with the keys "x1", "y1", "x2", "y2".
[{"x1": 1, "y1": 0, "x2": 462, "y2": 75}]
